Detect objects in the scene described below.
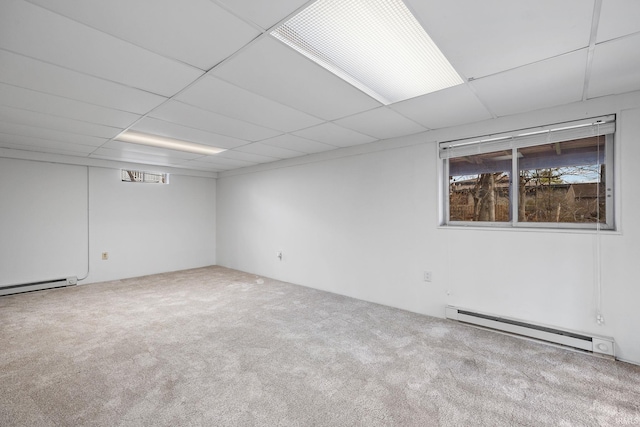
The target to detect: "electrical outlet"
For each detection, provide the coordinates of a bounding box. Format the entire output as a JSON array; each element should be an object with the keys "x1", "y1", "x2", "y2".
[
  {"x1": 423, "y1": 271, "x2": 432, "y2": 282},
  {"x1": 276, "y1": 251, "x2": 283, "y2": 261},
  {"x1": 102, "y1": 252, "x2": 109, "y2": 260}
]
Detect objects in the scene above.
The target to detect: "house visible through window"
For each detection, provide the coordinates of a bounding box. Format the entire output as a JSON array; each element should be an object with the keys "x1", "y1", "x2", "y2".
[
  {"x1": 121, "y1": 169, "x2": 169, "y2": 184},
  {"x1": 441, "y1": 116, "x2": 614, "y2": 229}
]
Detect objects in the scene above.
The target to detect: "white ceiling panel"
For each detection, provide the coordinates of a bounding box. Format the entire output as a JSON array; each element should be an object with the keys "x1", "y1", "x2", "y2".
[
  {"x1": 0, "y1": 0, "x2": 203, "y2": 97},
  {"x1": 0, "y1": 105, "x2": 121, "y2": 139},
  {"x1": 216, "y1": 150, "x2": 279, "y2": 164},
  {"x1": 293, "y1": 123, "x2": 377, "y2": 148},
  {"x1": 168, "y1": 159, "x2": 225, "y2": 172},
  {"x1": 25, "y1": 0, "x2": 260, "y2": 70},
  {"x1": 101, "y1": 140, "x2": 204, "y2": 161},
  {"x1": 334, "y1": 107, "x2": 427, "y2": 140},
  {"x1": 217, "y1": 0, "x2": 310, "y2": 30},
  {"x1": 391, "y1": 84, "x2": 492, "y2": 129},
  {"x1": 0, "y1": 50, "x2": 166, "y2": 114},
  {"x1": 470, "y1": 50, "x2": 588, "y2": 117},
  {"x1": 235, "y1": 142, "x2": 305, "y2": 159},
  {"x1": 597, "y1": 0, "x2": 640, "y2": 43},
  {"x1": 0, "y1": 121, "x2": 107, "y2": 147},
  {"x1": 212, "y1": 37, "x2": 381, "y2": 120},
  {"x1": 189, "y1": 155, "x2": 257, "y2": 168},
  {"x1": 0, "y1": 133, "x2": 97, "y2": 154},
  {"x1": 149, "y1": 101, "x2": 281, "y2": 142},
  {"x1": 409, "y1": 0, "x2": 593, "y2": 79},
  {"x1": 176, "y1": 76, "x2": 323, "y2": 132},
  {"x1": 0, "y1": 83, "x2": 139, "y2": 128},
  {"x1": 89, "y1": 148, "x2": 192, "y2": 168},
  {"x1": 0, "y1": 141, "x2": 92, "y2": 158},
  {"x1": 131, "y1": 117, "x2": 247, "y2": 150},
  {"x1": 588, "y1": 34, "x2": 640, "y2": 98},
  {"x1": 261, "y1": 134, "x2": 336, "y2": 154}
]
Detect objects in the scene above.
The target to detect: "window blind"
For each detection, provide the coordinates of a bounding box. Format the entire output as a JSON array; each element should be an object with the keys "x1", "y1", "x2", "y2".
[{"x1": 439, "y1": 115, "x2": 615, "y2": 159}]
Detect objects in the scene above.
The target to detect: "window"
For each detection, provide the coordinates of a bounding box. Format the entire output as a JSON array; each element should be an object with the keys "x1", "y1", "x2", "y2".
[
  {"x1": 441, "y1": 116, "x2": 614, "y2": 229},
  {"x1": 121, "y1": 169, "x2": 169, "y2": 184}
]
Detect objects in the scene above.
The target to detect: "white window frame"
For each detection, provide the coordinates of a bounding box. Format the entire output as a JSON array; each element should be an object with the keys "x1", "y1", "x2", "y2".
[{"x1": 440, "y1": 115, "x2": 615, "y2": 230}]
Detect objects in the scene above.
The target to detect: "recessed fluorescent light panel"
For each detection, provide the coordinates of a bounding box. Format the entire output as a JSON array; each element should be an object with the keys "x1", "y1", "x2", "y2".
[
  {"x1": 271, "y1": 0, "x2": 463, "y2": 105},
  {"x1": 115, "y1": 131, "x2": 226, "y2": 156}
]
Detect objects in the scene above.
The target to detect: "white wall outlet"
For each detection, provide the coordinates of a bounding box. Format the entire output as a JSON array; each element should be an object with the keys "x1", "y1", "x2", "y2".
[
  {"x1": 277, "y1": 251, "x2": 283, "y2": 260},
  {"x1": 102, "y1": 252, "x2": 109, "y2": 260},
  {"x1": 423, "y1": 271, "x2": 432, "y2": 282}
]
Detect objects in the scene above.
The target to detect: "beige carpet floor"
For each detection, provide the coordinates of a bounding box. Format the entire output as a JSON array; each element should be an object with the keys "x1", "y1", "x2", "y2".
[{"x1": 1, "y1": 266, "x2": 639, "y2": 426}]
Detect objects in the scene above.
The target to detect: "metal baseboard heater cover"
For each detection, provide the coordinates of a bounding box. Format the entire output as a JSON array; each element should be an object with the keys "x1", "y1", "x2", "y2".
[
  {"x1": 0, "y1": 277, "x2": 77, "y2": 297},
  {"x1": 446, "y1": 306, "x2": 614, "y2": 356}
]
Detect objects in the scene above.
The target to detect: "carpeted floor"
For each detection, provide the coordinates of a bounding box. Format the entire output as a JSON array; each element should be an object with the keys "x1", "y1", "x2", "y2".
[{"x1": 1, "y1": 266, "x2": 639, "y2": 426}]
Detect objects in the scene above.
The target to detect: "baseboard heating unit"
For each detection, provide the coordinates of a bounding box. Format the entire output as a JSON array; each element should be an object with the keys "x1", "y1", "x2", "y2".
[
  {"x1": 445, "y1": 306, "x2": 614, "y2": 357},
  {"x1": 0, "y1": 277, "x2": 77, "y2": 297}
]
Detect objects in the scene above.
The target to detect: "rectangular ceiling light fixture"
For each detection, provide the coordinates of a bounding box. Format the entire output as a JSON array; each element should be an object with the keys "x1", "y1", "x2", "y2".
[
  {"x1": 115, "y1": 131, "x2": 226, "y2": 155},
  {"x1": 271, "y1": 0, "x2": 463, "y2": 105}
]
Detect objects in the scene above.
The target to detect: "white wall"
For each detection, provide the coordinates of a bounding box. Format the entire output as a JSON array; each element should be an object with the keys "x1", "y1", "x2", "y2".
[
  {"x1": 87, "y1": 167, "x2": 216, "y2": 283},
  {"x1": 0, "y1": 158, "x2": 88, "y2": 286},
  {"x1": 0, "y1": 158, "x2": 217, "y2": 286},
  {"x1": 216, "y1": 92, "x2": 640, "y2": 365}
]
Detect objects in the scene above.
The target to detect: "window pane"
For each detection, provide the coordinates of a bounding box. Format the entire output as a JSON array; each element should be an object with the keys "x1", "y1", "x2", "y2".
[
  {"x1": 449, "y1": 151, "x2": 511, "y2": 222},
  {"x1": 517, "y1": 136, "x2": 605, "y2": 224}
]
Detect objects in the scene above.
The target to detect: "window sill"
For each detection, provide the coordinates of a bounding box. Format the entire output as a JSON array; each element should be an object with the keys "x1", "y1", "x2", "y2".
[{"x1": 438, "y1": 223, "x2": 620, "y2": 235}]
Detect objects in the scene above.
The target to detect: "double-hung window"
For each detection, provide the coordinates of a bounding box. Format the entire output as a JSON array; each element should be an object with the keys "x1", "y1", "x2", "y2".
[{"x1": 441, "y1": 116, "x2": 615, "y2": 229}]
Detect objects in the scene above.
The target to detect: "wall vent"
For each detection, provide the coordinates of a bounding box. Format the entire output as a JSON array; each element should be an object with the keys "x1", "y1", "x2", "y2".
[
  {"x1": 0, "y1": 277, "x2": 77, "y2": 297},
  {"x1": 445, "y1": 306, "x2": 614, "y2": 356}
]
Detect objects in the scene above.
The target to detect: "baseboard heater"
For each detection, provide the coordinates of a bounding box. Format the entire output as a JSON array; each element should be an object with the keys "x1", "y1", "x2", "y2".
[
  {"x1": 0, "y1": 277, "x2": 77, "y2": 297},
  {"x1": 445, "y1": 306, "x2": 614, "y2": 357}
]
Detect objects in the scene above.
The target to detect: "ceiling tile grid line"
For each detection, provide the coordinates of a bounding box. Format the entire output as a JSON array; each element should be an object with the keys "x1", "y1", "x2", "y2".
[
  {"x1": 0, "y1": 83, "x2": 140, "y2": 130},
  {"x1": 0, "y1": 81, "x2": 143, "y2": 126},
  {"x1": 0, "y1": 47, "x2": 173, "y2": 108},
  {"x1": 582, "y1": 0, "x2": 603, "y2": 101},
  {"x1": 22, "y1": 0, "x2": 262, "y2": 72},
  {"x1": 0, "y1": 0, "x2": 205, "y2": 97},
  {"x1": 1, "y1": 0, "x2": 639, "y2": 173}
]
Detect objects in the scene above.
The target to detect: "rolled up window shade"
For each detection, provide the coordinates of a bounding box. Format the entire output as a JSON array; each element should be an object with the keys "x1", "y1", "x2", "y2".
[{"x1": 439, "y1": 115, "x2": 615, "y2": 159}]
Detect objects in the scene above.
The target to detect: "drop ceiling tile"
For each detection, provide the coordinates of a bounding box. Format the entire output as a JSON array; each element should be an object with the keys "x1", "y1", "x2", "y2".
[
  {"x1": 90, "y1": 148, "x2": 190, "y2": 167},
  {"x1": 192, "y1": 155, "x2": 257, "y2": 168},
  {"x1": 235, "y1": 142, "x2": 305, "y2": 159},
  {"x1": 149, "y1": 101, "x2": 281, "y2": 142},
  {"x1": 597, "y1": 0, "x2": 640, "y2": 42},
  {"x1": 131, "y1": 117, "x2": 247, "y2": 150},
  {"x1": 169, "y1": 159, "x2": 225, "y2": 172},
  {"x1": 217, "y1": 0, "x2": 309, "y2": 30},
  {"x1": 470, "y1": 50, "x2": 587, "y2": 117},
  {"x1": 212, "y1": 37, "x2": 381, "y2": 120},
  {"x1": 0, "y1": 83, "x2": 139, "y2": 128},
  {"x1": 0, "y1": 140, "x2": 91, "y2": 158},
  {"x1": 216, "y1": 149, "x2": 278, "y2": 164},
  {"x1": 261, "y1": 134, "x2": 336, "y2": 154},
  {"x1": 0, "y1": 121, "x2": 107, "y2": 146},
  {"x1": 293, "y1": 123, "x2": 377, "y2": 148},
  {"x1": 0, "y1": 105, "x2": 121, "y2": 138},
  {"x1": 0, "y1": 50, "x2": 166, "y2": 114},
  {"x1": 334, "y1": 107, "x2": 427, "y2": 140},
  {"x1": 101, "y1": 140, "x2": 203, "y2": 160},
  {"x1": 588, "y1": 34, "x2": 640, "y2": 98},
  {"x1": 0, "y1": 0, "x2": 202, "y2": 96},
  {"x1": 391, "y1": 84, "x2": 492, "y2": 129},
  {"x1": 408, "y1": 0, "x2": 593, "y2": 78},
  {"x1": 26, "y1": 0, "x2": 260, "y2": 70},
  {"x1": 0, "y1": 133, "x2": 97, "y2": 154},
  {"x1": 176, "y1": 76, "x2": 323, "y2": 132}
]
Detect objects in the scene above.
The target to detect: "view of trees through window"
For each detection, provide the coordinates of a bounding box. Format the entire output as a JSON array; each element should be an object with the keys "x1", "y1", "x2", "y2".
[{"x1": 448, "y1": 136, "x2": 607, "y2": 225}]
